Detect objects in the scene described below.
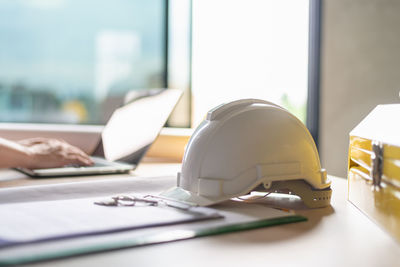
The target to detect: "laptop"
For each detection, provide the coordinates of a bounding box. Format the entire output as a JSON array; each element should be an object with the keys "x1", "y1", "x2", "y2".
[{"x1": 17, "y1": 89, "x2": 183, "y2": 177}]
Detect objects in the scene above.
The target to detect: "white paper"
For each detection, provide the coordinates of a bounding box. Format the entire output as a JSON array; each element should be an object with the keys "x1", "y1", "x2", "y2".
[
  {"x1": 0, "y1": 175, "x2": 176, "y2": 204},
  {"x1": 0, "y1": 176, "x2": 219, "y2": 244},
  {"x1": 0, "y1": 195, "x2": 218, "y2": 243}
]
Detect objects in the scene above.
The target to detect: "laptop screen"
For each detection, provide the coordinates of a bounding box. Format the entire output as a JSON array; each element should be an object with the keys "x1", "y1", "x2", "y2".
[{"x1": 101, "y1": 89, "x2": 182, "y2": 163}]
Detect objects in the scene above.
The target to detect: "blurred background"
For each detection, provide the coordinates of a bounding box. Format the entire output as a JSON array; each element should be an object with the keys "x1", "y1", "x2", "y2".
[
  {"x1": 0, "y1": 0, "x2": 308, "y2": 125},
  {"x1": 0, "y1": 0, "x2": 167, "y2": 124}
]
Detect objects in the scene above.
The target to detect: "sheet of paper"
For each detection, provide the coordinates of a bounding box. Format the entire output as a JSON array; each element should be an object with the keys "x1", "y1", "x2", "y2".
[
  {"x1": 0, "y1": 175, "x2": 218, "y2": 246},
  {"x1": 0, "y1": 175, "x2": 176, "y2": 204},
  {"x1": 0, "y1": 195, "x2": 220, "y2": 246}
]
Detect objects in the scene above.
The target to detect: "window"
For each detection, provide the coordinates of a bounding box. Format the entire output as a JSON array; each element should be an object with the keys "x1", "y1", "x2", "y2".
[
  {"x1": 191, "y1": 0, "x2": 310, "y2": 126},
  {"x1": 0, "y1": 0, "x2": 167, "y2": 124},
  {"x1": 0, "y1": 0, "x2": 316, "y2": 138}
]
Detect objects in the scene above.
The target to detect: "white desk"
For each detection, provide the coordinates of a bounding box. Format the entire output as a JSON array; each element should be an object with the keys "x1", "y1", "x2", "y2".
[{"x1": 1, "y1": 163, "x2": 399, "y2": 267}]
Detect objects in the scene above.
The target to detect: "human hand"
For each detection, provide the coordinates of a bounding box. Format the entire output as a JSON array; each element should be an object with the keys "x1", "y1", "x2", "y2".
[{"x1": 18, "y1": 138, "x2": 94, "y2": 169}]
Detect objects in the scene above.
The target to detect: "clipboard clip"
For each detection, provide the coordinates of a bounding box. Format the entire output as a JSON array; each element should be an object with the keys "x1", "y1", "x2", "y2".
[
  {"x1": 94, "y1": 195, "x2": 193, "y2": 210},
  {"x1": 94, "y1": 195, "x2": 158, "y2": 207}
]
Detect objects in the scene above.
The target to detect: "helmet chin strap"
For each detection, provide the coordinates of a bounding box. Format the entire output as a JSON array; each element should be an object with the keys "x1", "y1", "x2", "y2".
[{"x1": 254, "y1": 180, "x2": 332, "y2": 208}]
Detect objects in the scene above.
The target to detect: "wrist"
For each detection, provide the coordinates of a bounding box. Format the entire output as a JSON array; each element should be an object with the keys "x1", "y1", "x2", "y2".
[
  {"x1": 18, "y1": 146, "x2": 35, "y2": 169},
  {"x1": 0, "y1": 138, "x2": 34, "y2": 168}
]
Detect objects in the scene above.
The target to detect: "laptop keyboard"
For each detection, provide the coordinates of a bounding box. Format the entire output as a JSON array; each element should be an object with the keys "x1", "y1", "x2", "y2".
[{"x1": 64, "y1": 158, "x2": 108, "y2": 168}]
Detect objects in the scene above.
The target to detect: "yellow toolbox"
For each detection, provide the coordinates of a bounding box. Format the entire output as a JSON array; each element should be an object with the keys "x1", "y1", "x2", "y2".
[{"x1": 348, "y1": 104, "x2": 400, "y2": 242}]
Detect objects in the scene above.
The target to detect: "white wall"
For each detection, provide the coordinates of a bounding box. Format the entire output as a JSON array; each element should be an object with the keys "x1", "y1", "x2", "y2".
[{"x1": 319, "y1": 0, "x2": 400, "y2": 177}]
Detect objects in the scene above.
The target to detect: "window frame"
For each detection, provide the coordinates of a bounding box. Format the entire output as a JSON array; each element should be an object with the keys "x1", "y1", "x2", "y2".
[{"x1": 306, "y1": 0, "x2": 322, "y2": 149}]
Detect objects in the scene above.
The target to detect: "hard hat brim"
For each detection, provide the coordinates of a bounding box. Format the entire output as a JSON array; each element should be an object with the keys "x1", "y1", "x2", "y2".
[{"x1": 160, "y1": 186, "x2": 225, "y2": 207}]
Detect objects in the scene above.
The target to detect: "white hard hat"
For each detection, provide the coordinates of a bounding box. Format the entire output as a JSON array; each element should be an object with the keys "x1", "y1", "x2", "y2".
[{"x1": 161, "y1": 99, "x2": 332, "y2": 208}]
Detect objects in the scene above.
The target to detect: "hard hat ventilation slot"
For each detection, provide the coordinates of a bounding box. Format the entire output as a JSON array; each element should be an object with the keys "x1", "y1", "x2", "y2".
[
  {"x1": 313, "y1": 196, "x2": 331, "y2": 201},
  {"x1": 254, "y1": 180, "x2": 332, "y2": 208}
]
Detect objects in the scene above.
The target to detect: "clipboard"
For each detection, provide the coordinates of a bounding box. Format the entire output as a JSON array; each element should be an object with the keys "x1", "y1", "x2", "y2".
[{"x1": 0, "y1": 177, "x2": 306, "y2": 265}]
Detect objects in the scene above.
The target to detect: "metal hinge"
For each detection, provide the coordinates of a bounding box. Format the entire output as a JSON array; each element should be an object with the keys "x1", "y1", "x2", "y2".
[{"x1": 371, "y1": 140, "x2": 384, "y2": 187}]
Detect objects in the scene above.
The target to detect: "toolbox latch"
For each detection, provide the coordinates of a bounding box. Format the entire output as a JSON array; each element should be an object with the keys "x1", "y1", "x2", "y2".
[{"x1": 371, "y1": 140, "x2": 384, "y2": 187}]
